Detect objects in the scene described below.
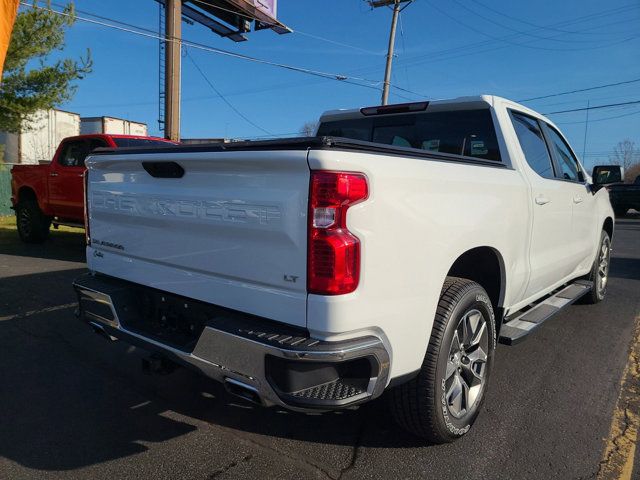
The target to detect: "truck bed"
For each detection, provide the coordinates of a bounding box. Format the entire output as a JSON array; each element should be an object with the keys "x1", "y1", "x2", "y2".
[{"x1": 90, "y1": 136, "x2": 509, "y2": 169}]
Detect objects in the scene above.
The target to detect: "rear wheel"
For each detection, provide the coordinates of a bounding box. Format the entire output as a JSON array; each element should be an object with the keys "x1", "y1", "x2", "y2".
[
  {"x1": 389, "y1": 277, "x2": 496, "y2": 443},
  {"x1": 16, "y1": 200, "x2": 51, "y2": 243},
  {"x1": 582, "y1": 230, "x2": 611, "y2": 304}
]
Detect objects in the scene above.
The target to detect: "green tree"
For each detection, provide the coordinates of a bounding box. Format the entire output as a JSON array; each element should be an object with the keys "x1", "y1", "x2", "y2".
[{"x1": 0, "y1": 2, "x2": 91, "y2": 133}]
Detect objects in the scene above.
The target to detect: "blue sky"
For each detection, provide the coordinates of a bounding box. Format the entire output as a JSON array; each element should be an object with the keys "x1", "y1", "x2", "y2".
[{"x1": 31, "y1": 0, "x2": 640, "y2": 168}]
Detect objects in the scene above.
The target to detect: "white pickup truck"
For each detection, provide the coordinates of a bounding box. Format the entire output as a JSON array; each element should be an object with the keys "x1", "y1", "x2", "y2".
[{"x1": 74, "y1": 95, "x2": 617, "y2": 443}]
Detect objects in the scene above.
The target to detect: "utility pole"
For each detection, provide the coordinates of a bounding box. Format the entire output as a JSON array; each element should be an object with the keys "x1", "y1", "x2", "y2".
[
  {"x1": 369, "y1": 0, "x2": 411, "y2": 105},
  {"x1": 165, "y1": 0, "x2": 181, "y2": 142},
  {"x1": 582, "y1": 100, "x2": 590, "y2": 164},
  {"x1": 382, "y1": 0, "x2": 400, "y2": 105}
]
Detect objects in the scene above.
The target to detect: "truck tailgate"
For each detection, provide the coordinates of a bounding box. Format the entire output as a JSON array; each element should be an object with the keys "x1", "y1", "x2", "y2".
[{"x1": 85, "y1": 150, "x2": 310, "y2": 327}]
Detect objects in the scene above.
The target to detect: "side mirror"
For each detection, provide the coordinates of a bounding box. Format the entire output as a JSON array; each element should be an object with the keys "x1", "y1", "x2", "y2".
[{"x1": 592, "y1": 165, "x2": 624, "y2": 186}]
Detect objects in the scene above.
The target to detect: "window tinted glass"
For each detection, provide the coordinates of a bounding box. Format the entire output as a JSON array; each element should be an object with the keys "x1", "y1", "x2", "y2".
[
  {"x1": 59, "y1": 141, "x2": 89, "y2": 167},
  {"x1": 510, "y1": 112, "x2": 555, "y2": 179},
  {"x1": 113, "y1": 138, "x2": 174, "y2": 148},
  {"x1": 317, "y1": 109, "x2": 501, "y2": 161},
  {"x1": 88, "y1": 139, "x2": 108, "y2": 152},
  {"x1": 545, "y1": 126, "x2": 583, "y2": 182}
]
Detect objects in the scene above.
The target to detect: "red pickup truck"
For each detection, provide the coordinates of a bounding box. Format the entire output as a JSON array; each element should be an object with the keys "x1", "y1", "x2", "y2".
[{"x1": 11, "y1": 134, "x2": 175, "y2": 243}]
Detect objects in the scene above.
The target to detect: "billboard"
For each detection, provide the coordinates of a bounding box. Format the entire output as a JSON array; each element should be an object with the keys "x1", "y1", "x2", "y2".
[
  {"x1": 254, "y1": 0, "x2": 276, "y2": 21},
  {"x1": 184, "y1": 0, "x2": 289, "y2": 35}
]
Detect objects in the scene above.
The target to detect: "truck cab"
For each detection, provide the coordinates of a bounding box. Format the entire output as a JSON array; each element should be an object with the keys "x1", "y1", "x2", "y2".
[{"x1": 10, "y1": 134, "x2": 176, "y2": 242}]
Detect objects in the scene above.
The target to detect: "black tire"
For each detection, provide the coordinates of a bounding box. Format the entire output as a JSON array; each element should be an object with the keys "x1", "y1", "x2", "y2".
[
  {"x1": 389, "y1": 277, "x2": 496, "y2": 443},
  {"x1": 582, "y1": 230, "x2": 611, "y2": 304},
  {"x1": 16, "y1": 200, "x2": 51, "y2": 243},
  {"x1": 613, "y1": 207, "x2": 628, "y2": 218}
]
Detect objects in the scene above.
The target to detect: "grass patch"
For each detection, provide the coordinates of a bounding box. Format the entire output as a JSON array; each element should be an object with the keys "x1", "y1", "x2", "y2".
[{"x1": 0, "y1": 215, "x2": 15, "y2": 226}]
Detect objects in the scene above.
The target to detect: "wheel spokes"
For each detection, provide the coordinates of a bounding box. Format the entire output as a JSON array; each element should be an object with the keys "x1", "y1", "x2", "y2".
[
  {"x1": 445, "y1": 308, "x2": 489, "y2": 419},
  {"x1": 446, "y1": 373, "x2": 469, "y2": 417}
]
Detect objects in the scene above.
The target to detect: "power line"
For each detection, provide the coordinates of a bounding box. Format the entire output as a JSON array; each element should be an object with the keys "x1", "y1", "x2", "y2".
[
  {"x1": 451, "y1": 0, "x2": 617, "y2": 44},
  {"x1": 185, "y1": 49, "x2": 272, "y2": 135},
  {"x1": 554, "y1": 108, "x2": 640, "y2": 125},
  {"x1": 468, "y1": 0, "x2": 636, "y2": 37},
  {"x1": 188, "y1": 0, "x2": 383, "y2": 55},
  {"x1": 544, "y1": 100, "x2": 640, "y2": 115},
  {"x1": 36, "y1": 2, "x2": 428, "y2": 103},
  {"x1": 22, "y1": 3, "x2": 383, "y2": 88},
  {"x1": 519, "y1": 78, "x2": 640, "y2": 102},
  {"x1": 349, "y1": 4, "x2": 640, "y2": 77},
  {"x1": 424, "y1": 0, "x2": 639, "y2": 53}
]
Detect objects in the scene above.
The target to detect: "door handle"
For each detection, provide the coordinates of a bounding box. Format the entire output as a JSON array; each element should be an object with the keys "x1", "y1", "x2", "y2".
[
  {"x1": 535, "y1": 196, "x2": 550, "y2": 205},
  {"x1": 573, "y1": 196, "x2": 583, "y2": 204},
  {"x1": 49, "y1": 172, "x2": 58, "y2": 177}
]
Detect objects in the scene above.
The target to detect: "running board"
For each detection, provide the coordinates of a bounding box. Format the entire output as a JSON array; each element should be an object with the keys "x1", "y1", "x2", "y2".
[{"x1": 499, "y1": 280, "x2": 593, "y2": 346}]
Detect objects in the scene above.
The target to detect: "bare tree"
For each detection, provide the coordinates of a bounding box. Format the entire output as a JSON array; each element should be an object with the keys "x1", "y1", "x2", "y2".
[
  {"x1": 625, "y1": 163, "x2": 640, "y2": 184},
  {"x1": 300, "y1": 121, "x2": 317, "y2": 137},
  {"x1": 609, "y1": 139, "x2": 640, "y2": 174}
]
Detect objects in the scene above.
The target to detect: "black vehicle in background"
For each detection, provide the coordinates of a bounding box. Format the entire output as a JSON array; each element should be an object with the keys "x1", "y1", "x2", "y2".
[{"x1": 593, "y1": 165, "x2": 640, "y2": 217}]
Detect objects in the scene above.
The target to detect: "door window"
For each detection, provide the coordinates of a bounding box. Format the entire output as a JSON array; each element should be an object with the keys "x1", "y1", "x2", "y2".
[
  {"x1": 510, "y1": 112, "x2": 555, "y2": 179},
  {"x1": 59, "y1": 141, "x2": 89, "y2": 167},
  {"x1": 545, "y1": 126, "x2": 584, "y2": 182}
]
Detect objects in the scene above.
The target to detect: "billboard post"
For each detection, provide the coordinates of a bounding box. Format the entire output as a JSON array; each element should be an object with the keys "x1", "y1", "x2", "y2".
[{"x1": 164, "y1": 0, "x2": 181, "y2": 142}]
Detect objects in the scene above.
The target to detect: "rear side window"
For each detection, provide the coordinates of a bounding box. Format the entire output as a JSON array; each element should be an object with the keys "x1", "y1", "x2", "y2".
[
  {"x1": 545, "y1": 126, "x2": 583, "y2": 182},
  {"x1": 59, "y1": 140, "x2": 89, "y2": 167},
  {"x1": 317, "y1": 109, "x2": 501, "y2": 161},
  {"x1": 510, "y1": 112, "x2": 555, "y2": 179},
  {"x1": 88, "y1": 138, "x2": 108, "y2": 152}
]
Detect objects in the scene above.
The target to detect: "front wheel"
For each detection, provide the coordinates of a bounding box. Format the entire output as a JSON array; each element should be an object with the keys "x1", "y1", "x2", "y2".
[
  {"x1": 582, "y1": 230, "x2": 611, "y2": 304},
  {"x1": 389, "y1": 277, "x2": 496, "y2": 443}
]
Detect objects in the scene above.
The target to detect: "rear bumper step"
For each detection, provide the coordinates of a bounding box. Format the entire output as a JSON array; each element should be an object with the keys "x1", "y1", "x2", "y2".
[
  {"x1": 73, "y1": 273, "x2": 390, "y2": 411},
  {"x1": 499, "y1": 280, "x2": 593, "y2": 345}
]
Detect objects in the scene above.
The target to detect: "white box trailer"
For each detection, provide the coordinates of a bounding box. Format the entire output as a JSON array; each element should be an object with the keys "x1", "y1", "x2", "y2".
[
  {"x1": 80, "y1": 116, "x2": 148, "y2": 136},
  {"x1": 0, "y1": 109, "x2": 80, "y2": 164}
]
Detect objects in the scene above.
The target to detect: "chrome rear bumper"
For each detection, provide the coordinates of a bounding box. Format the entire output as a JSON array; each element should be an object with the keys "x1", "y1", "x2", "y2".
[{"x1": 73, "y1": 273, "x2": 390, "y2": 411}]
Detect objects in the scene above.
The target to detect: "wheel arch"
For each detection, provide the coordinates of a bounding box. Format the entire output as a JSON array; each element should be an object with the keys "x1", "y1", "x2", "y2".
[
  {"x1": 446, "y1": 246, "x2": 506, "y2": 321},
  {"x1": 603, "y1": 216, "x2": 614, "y2": 241},
  {"x1": 18, "y1": 186, "x2": 37, "y2": 203}
]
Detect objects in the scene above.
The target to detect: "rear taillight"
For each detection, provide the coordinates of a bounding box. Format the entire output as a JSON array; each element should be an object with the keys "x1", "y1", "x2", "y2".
[
  {"x1": 83, "y1": 170, "x2": 90, "y2": 246},
  {"x1": 308, "y1": 171, "x2": 368, "y2": 295}
]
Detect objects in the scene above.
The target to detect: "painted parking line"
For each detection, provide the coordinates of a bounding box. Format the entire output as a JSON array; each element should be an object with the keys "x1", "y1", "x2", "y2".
[
  {"x1": 598, "y1": 315, "x2": 640, "y2": 480},
  {"x1": 0, "y1": 303, "x2": 76, "y2": 322}
]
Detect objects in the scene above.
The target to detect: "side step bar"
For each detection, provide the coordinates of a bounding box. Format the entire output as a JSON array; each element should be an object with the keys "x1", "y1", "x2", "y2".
[{"x1": 499, "y1": 280, "x2": 593, "y2": 346}]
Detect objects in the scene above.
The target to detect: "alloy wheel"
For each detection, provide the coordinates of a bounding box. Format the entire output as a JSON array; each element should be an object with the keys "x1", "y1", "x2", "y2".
[
  {"x1": 444, "y1": 309, "x2": 489, "y2": 419},
  {"x1": 597, "y1": 237, "x2": 611, "y2": 295}
]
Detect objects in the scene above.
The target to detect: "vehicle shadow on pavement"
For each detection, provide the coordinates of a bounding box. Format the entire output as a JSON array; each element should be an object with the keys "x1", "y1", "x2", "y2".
[
  {"x1": 0, "y1": 309, "x2": 424, "y2": 473},
  {"x1": 0, "y1": 268, "x2": 427, "y2": 473},
  {"x1": 609, "y1": 257, "x2": 640, "y2": 281},
  {"x1": 0, "y1": 222, "x2": 86, "y2": 264}
]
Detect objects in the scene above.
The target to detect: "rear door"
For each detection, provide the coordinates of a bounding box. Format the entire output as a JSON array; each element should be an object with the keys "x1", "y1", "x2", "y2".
[
  {"x1": 509, "y1": 111, "x2": 575, "y2": 298},
  {"x1": 48, "y1": 139, "x2": 89, "y2": 220}
]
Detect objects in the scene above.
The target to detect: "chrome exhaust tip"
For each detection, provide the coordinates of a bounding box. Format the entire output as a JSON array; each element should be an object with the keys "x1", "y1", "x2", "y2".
[
  {"x1": 89, "y1": 321, "x2": 117, "y2": 341},
  {"x1": 224, "y1": 377, "x2": 263, "y2": 406}
]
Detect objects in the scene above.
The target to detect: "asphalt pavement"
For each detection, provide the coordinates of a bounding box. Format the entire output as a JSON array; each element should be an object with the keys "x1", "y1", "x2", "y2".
[{"x1": 0, "y1": 215, "x2": 639, "y2": 480}]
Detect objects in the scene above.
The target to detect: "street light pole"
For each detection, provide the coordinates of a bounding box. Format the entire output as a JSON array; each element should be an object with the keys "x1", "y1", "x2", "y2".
[{"x1": 381, "y1": 0, "x2": 400, "y2": 105}]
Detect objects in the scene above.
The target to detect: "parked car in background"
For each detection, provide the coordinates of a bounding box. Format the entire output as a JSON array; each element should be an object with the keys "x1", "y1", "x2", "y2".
[
  {"x1": 10, "y1": 134, "x2": 176, "y2": 242},
  {"x1": 592, "y1": 165, "x2": 640, "y2": 217},
  {"x1": 74, "y1": 96, "x2": 616, "y2": 442}
]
